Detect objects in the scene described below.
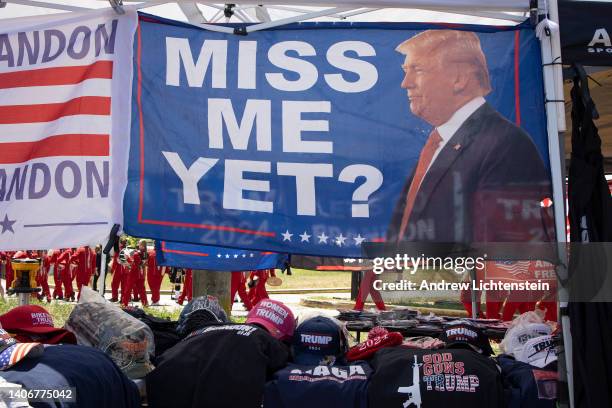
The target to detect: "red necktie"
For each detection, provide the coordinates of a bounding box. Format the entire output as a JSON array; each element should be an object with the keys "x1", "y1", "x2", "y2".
[{"x1": 398, "y1": 129, "x2": 443, "y2": 241}]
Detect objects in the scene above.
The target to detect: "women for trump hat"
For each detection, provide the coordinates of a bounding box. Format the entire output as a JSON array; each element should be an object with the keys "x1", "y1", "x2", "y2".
[
  {"x1": 0, "y1": 305, "x2": 76, "y2": 344},
  {"x1": 247, "y1": 299, "x2": 295, "y2": 341},
  {"x1": 0, "y1": 328, "x2": 43, "y2": 370}
]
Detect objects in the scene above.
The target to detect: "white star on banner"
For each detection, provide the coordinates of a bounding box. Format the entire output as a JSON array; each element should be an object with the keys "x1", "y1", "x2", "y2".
[
  {"x1": 233, "y1": 254, "x2": 239, "y2": 258},
  {"x1": 225, "y1": 254, "x2": 230, "y2": 259},
  {"x1": 317, "y1": 232, "x2": 329, "y2": 244},
  {"x1": 216, "y1": 254, "x2": 222, "y2": 258},
  {"x1": 241, "y1": 254, "x2": 246, "y2": 258},
  {"x1": 299, "y1": 231, "x2": 311, "y2": 242},
  {"x1": 249, "y1": 253, "x2": 254, "y2": 258},
  {"x1": 354, "y1": 234, "x2": 366, "y2": 246},
  {"x1": 281, "y1": 230, "x2": 293, "y2": 241},
  {"x1": 335, "y1": 234, "x2": 347, "y2": 246}
]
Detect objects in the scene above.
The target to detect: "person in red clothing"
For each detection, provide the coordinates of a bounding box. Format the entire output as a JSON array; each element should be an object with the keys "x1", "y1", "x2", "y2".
[
  {"x1": 47, "y1": 249, "x2": 63, "y2": 300},
  {"x1": 146, "y1": 245, "x2": 165, "y2": 306},
  {"x1": 353, "y1": 270, "x2": 386, "y2": 311},
  {"x1": 1, "y1": 251, "x2": 15, "y2": 294},
  {"x1": 57, "y1": 248, "x2": 74, "y2": 301},
  {"x1": 248, "y1": 269, "x2": 275, "y2": 306},
  {"x1": 133, "y1": 241, "x2": 149, "y2": 304},
  {"x1": 37, "y1": 250, "x2": 52, "y2": 302},
  {"x1": 230, "y1": 271, "x2": 252, "y2": 311},
  {"x1": 121, "y1": 241, "x2": 149, "y2": 307},
  {"x1": 177, "y1": 269, "x2": 192, "y2": 305},
  {"x1": 70, "y1": 246, "x2": 95, "y2": 300},
  {"x1": 110, "y1": 239, "x2": 127, "y2": 302}
]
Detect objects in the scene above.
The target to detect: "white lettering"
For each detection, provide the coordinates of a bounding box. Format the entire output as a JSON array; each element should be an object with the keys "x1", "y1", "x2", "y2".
[
  {"x1": 266, "y1": 41, "x2": 318, "y2": 91},
  {"x1": 166, "y1": 37, "x2": 227, "y2": 87},
  {"x1": 325, "y1": 41, "x2": 378, "y2": 93},
  {"x1": 208, "y1": 98, "x2": 271, "y2": 151},
  {"x1": 277, "y1": 162, "x2": 333, "y2": 216},
  {"x1": 162, "y1": 152, "x2": 217, "y2": 205},
  {"x1": 223, "y1": 160, "x2": 272, "y2": 213},
  {"x1": 282, "y1": 101, "x2": 332, "y2": 153},
  {"x1": 588, "y1": 28, "x2": 612, "y2": 47}
]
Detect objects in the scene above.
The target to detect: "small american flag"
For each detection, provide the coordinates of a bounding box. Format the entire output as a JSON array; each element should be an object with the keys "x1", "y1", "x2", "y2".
[
  {"x1": 494, "y1": 260, "x2": 531, "y2": 275},
  {"x1": 0, "y1": 342, "x2": 42, "y2": 370}
]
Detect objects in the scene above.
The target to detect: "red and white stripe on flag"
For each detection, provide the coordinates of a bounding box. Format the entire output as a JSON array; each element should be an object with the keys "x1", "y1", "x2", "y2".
[
  {"x1": 0, "y1": 9, "x2": 137, "y2": 250},
  {"x1": 9, "y1": 343, "x2": 36, "y2": 366}
]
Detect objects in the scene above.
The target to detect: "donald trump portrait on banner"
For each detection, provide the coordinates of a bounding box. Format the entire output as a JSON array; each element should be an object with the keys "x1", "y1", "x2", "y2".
[{"x1": 387, "y1": 29, "x2": 554, "y2": 244}]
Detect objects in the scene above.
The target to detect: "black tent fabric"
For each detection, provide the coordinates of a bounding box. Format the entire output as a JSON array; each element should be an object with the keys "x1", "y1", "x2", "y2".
[
  {"x1": 567, "y1": 66, "x2": 612, "y2": 408},
  {"x1": 559, "y1": 0, "x2": 612, "y2": 66}
]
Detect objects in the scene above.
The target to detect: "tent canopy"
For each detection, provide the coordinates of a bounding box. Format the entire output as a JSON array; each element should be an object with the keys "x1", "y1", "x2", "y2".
[{"x1": 0, "y1": 0, "x2": 531, "y2": 25}]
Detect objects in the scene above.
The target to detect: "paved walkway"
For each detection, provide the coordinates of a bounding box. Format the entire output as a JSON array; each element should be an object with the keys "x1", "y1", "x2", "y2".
[
  {"x1": 1, "y1": 277, "x2": 349, "y2": 319},
  {"x1": 138, "y1": 291, "x2": 348, "y2": 318}
]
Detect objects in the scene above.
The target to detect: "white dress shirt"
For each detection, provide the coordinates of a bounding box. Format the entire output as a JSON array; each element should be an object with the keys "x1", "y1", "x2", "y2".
[{"x1": 425, "y1": 96, "x2": 486, "y2": 175}]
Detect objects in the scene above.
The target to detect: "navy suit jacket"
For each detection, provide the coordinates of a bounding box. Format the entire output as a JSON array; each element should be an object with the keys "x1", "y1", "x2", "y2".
[{"x1": 387, "y1": 102, "x2": 554, "y2": 244}]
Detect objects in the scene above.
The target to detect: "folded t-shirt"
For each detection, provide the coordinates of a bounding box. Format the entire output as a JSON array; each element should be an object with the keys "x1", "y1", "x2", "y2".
[
  {"x1": 368, "y1": 347, "x2": 505, "y2": 408},
  {"x1": 0, "y1": 344, "x2": 140, "y2": 408},
  {"x1": 265, "y1": 362, "x2": 371, "y2": 408},
  {"x1": 147, "y1": 323, "x2": 289, "y2": 408}
]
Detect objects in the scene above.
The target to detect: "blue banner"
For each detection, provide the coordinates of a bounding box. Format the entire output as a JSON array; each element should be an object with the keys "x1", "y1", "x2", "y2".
[
  {"x1": 155, "y1": 240, "x2": 288, "y2": 271},
  {"x1": 125, "y1": 15, "x2": 553, "y2": 257}
]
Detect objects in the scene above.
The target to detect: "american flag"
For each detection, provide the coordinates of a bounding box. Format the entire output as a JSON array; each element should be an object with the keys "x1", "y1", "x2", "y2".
[
  {"x1": 0, "y1": 10, "x2": 136, "y2": 251},
  {"x1": 494, "y1": 260, "x2": 531, "y2": 275},
  {"x1": 0, "y1": 60, "x2": 112, "y2": 165},
  {"x1": 0, "y1": 343, "x2": 41, "y2": 370}
]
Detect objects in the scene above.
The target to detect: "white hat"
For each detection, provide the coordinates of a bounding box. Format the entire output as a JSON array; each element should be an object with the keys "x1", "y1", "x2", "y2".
[
  {"x1": 504, "y1": 323, "x2": 551, "y2": 357},
  {"x1": 517, "y1": 335, "x2": 557, "y2": 368}
]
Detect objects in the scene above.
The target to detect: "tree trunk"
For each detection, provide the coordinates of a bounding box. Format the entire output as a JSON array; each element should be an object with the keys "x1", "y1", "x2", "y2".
[{"x1": 191, "y1": 270, "x2": 232, "y2": 315}]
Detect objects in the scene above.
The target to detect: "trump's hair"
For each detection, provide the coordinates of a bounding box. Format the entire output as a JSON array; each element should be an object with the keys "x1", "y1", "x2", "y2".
[{"x1": 396, "y1": 30, "x2": 492, "y2": 95}]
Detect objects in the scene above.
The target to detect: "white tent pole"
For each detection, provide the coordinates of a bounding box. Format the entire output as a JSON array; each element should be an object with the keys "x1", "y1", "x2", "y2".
[
  {"x1": 539, "y1": 15, "x2": 574, "y2": 408},
  {"x1": 124, "y1": 0, "x2": 531, "y2": 13},
  {"x1": 406, "y1": 6, "x2": 526, "y2": 22},
  {"x1": 545, "y1": 2, "x2": 573, "y2": 407},
  {"x1": 548, "y1": 0, "x2": 566, "y2": 132},
  {"x1": 245, "y1": 7, "x2": 354, "y2": 33},
  {"x1": 177, "y1": 2, "x2": 207, "y2": 24}
]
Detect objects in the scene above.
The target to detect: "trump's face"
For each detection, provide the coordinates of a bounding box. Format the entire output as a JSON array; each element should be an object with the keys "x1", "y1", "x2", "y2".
[{"x1": 401, "y1": 46, "x2": 457, "y2": 126}]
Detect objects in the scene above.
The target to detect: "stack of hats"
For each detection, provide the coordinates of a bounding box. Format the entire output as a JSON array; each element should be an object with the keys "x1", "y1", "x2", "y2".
[
  {"x1": 346, "y1": 326, "x2": 403, "y2": 361},
  {"x1": 0, "y1": 305, "x2": 76, "y2": 344},
  {"x1": 516, "y1": 335, "x2": 557, "y2": 368},
  {"x1": 292, "y1": 316, "x2": 348, "y2": 365},
  {"x1": 246, "y1": 299, "x2": 295, "y2": 341},
  {"x1": 502, "y1": 322, "x2": 556, "y2": 368},
  {"x1": 177, "y1": 295, "x2": 229, "y2": 337},
  {"x1": 502, "y1": 322, "x2": 552, "y2": 357},
  {"x1": 439, "y1": 319, "x2": 494, "y2": 356}
]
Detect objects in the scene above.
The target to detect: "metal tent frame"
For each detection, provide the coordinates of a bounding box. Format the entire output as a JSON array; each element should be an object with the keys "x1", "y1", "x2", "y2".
[{"x1": 0, "y1": 1, "x2": 572, "y2": 406}]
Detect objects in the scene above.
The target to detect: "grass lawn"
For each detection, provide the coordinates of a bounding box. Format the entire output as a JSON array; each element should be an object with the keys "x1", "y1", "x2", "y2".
[
  {"x1": 46, "y1": 268, "x2": 351, "y2": 293},
  {"x1": 156, "y1": 268, "x2": 352, "y2": 291},
  {"x1": 0, "y1": 295, "x2": 248, "y2": 326},
  {"x1": 0, "y1": 297, "x2": 184, "y2": 324}
]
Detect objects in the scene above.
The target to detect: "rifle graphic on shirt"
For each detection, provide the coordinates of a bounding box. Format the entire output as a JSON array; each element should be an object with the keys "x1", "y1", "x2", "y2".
[{"x1": 397, "y1": 355, "x2": 422, "y2": 408}]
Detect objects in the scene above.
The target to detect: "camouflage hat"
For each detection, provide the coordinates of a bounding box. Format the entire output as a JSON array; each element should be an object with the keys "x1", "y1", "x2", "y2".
[{"x1": 178, "y1": 295, "x2": 228, "y2": 326}]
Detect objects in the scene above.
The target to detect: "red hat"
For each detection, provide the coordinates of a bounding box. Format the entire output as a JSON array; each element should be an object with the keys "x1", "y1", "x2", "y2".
[
  {"x1": 0, "y1": 305, "x2": 76, "y2": 345},
  {"x1": 346, "y1": 330, "x2": 403, "y2": 361},
  {"x1": 247, "y1": 299, "x2": 295, "y2": 341}
]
